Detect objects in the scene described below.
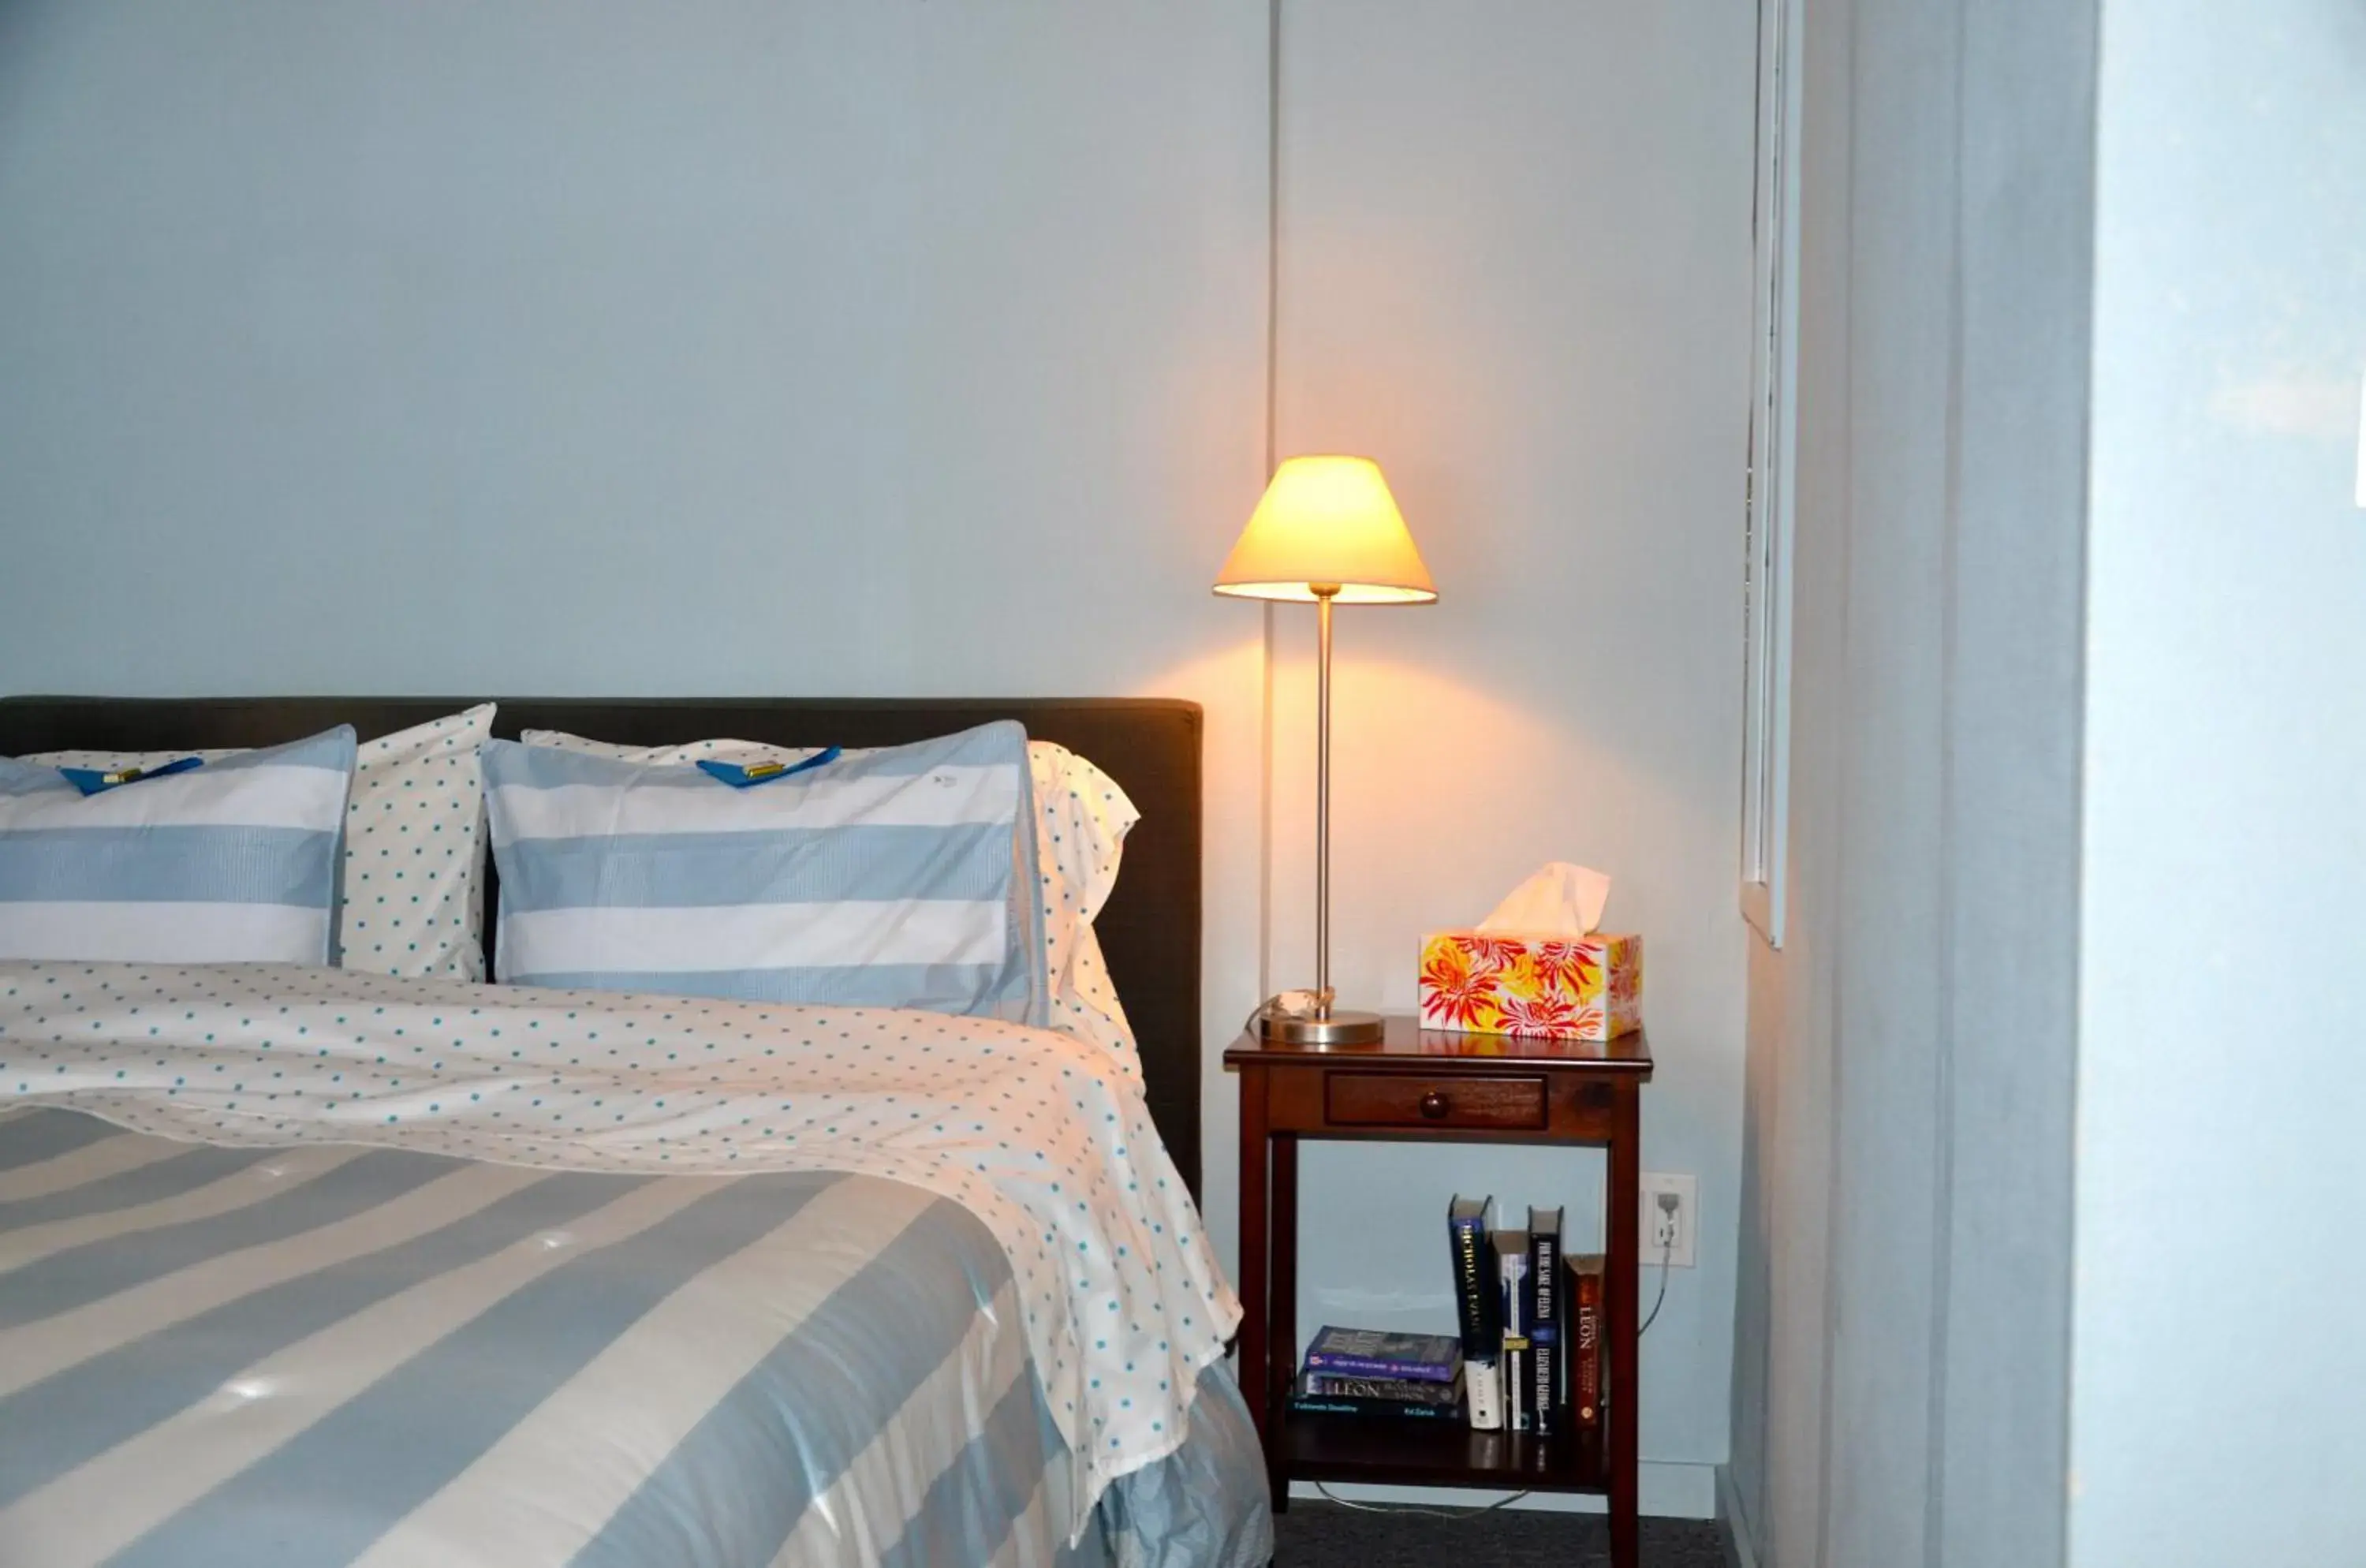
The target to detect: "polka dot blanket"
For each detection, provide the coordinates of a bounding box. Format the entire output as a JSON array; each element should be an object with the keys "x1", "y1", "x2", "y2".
[{"x1": 0, "y1": 961, "x2": 1239, "y2": 1539}]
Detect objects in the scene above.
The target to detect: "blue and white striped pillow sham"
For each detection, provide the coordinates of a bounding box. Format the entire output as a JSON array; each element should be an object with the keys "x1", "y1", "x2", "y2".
[
  {"x1": 0, "y1": 726, "x2": 357, "y2": 964},
  {"x1": 520, "y1": 726, "x2": 1145, "y2": 1066},
  {"x1": 480, "y1": 721, "x2": 1049, "y2": 1022},
  {"x1": 31, "y1": 704, "x2": 497, "y2": 980}
]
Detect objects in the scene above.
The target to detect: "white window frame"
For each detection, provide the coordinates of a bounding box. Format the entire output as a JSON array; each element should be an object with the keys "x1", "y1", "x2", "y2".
[{"x1": 1741, "y1": 0, "x2": 1801, "y2": 948}]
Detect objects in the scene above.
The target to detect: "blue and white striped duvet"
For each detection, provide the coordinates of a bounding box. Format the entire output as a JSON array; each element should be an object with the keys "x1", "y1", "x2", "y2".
[
  {"x1": 0, "y1": 1111, "x2": 1265, "y2": 1568},
  {"x1": 0, "y1": 965, "x2": 1265, "y2": 1568}
]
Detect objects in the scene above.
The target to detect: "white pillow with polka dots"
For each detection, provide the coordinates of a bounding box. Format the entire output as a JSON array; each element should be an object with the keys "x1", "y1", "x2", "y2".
[
  {"x1": 521, "y1": 728, "x2": 1145, "y2": 1070},
  {"x1": 32, "y1": 704, "x2": 496, "y2": 980}
]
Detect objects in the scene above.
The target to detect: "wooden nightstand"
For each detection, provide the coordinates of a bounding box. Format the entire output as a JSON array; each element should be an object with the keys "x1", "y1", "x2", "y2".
[{"x1": 1225, "y1": 1015, "x2": 1651, "y2": 1568}]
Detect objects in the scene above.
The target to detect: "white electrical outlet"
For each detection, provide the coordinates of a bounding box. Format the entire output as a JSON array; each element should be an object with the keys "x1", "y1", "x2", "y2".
[{"x1": 1639, "y1": 1172, "x2": 1698, "y2": 1269}]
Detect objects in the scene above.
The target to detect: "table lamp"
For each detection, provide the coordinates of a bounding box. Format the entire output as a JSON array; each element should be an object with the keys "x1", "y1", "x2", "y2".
[{"x1": 1215, "y1": 455, "x2": 1437, "y2": 1045}]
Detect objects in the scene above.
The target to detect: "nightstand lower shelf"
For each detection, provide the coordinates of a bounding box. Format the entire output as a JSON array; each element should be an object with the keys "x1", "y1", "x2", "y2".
[{"x1": 1281, "y1": 1409, "x2": 1608, "y2": 1494}]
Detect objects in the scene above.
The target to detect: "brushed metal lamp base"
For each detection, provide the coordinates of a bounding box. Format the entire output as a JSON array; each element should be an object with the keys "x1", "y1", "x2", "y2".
[
  {"x1": 1255, "y1": 1005, "x2": 1386, "y2": 1047},
  {"x1": 1248, "y1": 584, "x2": 1392, "y2": 1052}
]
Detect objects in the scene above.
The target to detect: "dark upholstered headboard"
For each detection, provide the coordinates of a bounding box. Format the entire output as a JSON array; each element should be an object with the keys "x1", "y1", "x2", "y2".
[{"x1": 0, "y1": 696, "x2": 1204, "y2": 1197}]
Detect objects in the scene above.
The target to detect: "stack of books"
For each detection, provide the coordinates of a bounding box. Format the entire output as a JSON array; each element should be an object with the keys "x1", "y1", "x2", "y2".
[
  {"x1": 1283, "y1": 1197, "x2": 1610, "y2": 1438},
  {"x1": 1449, "y1": 1195, "x2": 1607, "y2": 1435},
  {"x1": 1286, "y1": 1327, "x2": 1465, "y2": 1421}
]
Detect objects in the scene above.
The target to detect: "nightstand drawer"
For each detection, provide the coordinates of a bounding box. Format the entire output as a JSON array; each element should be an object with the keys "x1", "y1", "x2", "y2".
[{"x1": 1323, "y1": 1073, "x2": 1548, "y2": 1130}]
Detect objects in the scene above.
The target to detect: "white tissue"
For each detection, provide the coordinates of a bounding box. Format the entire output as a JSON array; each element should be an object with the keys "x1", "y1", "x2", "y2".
[{"x1": 1476, "y1": 862, "x2": 1611, "y2": 935}]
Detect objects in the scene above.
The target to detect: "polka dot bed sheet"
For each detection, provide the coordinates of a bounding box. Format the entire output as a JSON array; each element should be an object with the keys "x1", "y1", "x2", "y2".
[{"x1": 0, "y1": 960, "x2": 1240, "y2": 1540}]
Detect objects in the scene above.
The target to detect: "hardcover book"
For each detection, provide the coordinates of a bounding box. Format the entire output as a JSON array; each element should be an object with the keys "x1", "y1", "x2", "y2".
[
  {"x1": 1446, "y1": 1194, "x2": 1500, "y2": 1360},
  {"x1": 1569, "y1": 1252, "x2": 1606, "y2": 1430},
  {"x1": 1528, "y1": 1206, "x2": 1563, "y2": 1435},
  {"x1": 1301, "y1": 1326, "x2": 1463, "y2": 1383},
  {"x1": 1494, "y1": 1230, "x2": 1531, "y2": 1433}
]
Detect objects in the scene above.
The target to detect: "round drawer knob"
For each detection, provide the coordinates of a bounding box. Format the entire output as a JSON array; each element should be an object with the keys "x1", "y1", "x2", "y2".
[{"x1": 1418, "y1": 1090, "x2": 1452, "y2": 1120}]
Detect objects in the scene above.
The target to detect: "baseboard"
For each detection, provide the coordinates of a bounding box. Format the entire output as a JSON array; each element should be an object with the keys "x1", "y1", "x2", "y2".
[
  {"x1": 1289, "y1": 1460, "x2": 1717, "y2": 1520},
  {"x1": 1715, "y1": 1464, "x2": 1763, "y2": 1568}
]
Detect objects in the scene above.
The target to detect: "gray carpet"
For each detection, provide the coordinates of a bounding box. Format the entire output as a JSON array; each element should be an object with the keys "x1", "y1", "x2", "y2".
[{"x1": 1272, "y1": 1502, "x2": 1730, "y2": 1566}]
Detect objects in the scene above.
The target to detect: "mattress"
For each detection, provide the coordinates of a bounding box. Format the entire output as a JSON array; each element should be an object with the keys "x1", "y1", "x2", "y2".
[{"x1": 0, "y1": 965, "x2": 1269, "y2": 1568}]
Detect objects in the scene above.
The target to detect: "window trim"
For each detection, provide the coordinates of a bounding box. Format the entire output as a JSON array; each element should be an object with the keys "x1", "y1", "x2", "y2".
[{"x1": 1741, "y1": 0, "x2": 1801, "y2": 949}]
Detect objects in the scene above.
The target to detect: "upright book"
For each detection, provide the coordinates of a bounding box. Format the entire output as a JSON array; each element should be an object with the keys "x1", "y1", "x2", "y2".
[
  {"x1": 1446, "y1": 1195, "x2": 1500, "y2": 1358},
  {"x1": 1447, "y1": 1194, "x2": 1504, "y2": 1431},
  {"x1": 1568, "y1": 1252, "x2": 1606, "y2": 1431},
  {"x1": 1493, "y1": 1229, "x2": 1531, "y2": 1433},
  {"x1": 1301, "y1": 1327, "x2": 1462, "y2": 1383},
  {"x1": 1528, "y1": 1207, "x2": 1563, "y2": 1435}
]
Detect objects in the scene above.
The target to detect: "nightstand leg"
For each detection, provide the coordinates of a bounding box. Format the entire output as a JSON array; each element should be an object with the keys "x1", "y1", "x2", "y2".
[
  {"x1": 1237, "y1": 1066, "x2": 1272, "y2": 1450},
  {"x1": 1607, "y1": 1085, "x2": 1642, "y2": 1568},
  {"x1": 1268, "y1": 1132, "x2": 1298, "y2": 1512}
]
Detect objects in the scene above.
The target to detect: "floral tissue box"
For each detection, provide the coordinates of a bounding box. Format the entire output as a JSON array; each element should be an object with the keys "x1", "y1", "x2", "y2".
[{"x1": 1417, "y1": 930, "x2": 1644, "y2": 1040}]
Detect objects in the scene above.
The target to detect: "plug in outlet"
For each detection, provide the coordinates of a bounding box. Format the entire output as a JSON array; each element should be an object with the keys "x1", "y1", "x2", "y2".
[{"x1": 1639, "y1": 1173, "x2": 1697, "y2": 1268}]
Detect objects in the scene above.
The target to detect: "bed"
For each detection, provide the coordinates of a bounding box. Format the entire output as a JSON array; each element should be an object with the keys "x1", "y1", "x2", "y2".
[{"x1": 0, "y1": 696, "x2": 1268, "y2": 1568}]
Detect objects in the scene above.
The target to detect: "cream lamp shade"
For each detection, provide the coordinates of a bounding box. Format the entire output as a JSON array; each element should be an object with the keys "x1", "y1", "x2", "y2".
[{"x1": 1211, "y1": 456, "x2": 1438, "y2": 604}]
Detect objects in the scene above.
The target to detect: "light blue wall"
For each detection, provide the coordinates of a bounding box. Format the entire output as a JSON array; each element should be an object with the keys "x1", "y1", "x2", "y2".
[
  {"x1": 0, "y1": 0, "x2": 1763, "y2": 1513},
  {"x1": 1730, "y1": 0, "x2": 2091, "y2": 1562},
  {"x1": 0, "y1": 2, "x2": 1286, "y2": 1325},
  {"x1": 1741, "y1": 3, "x2": 2366, "y2": 1565},
  {"x1": 0, "y1": 1, "x2": 1270, "y2": 699},
  {"x1": 2073, "y1": 3, "x2": 2366, "y2": 1562},
  {"x1": 1270, "y1": 0, "x2": 1757, "y2": 1515}
]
